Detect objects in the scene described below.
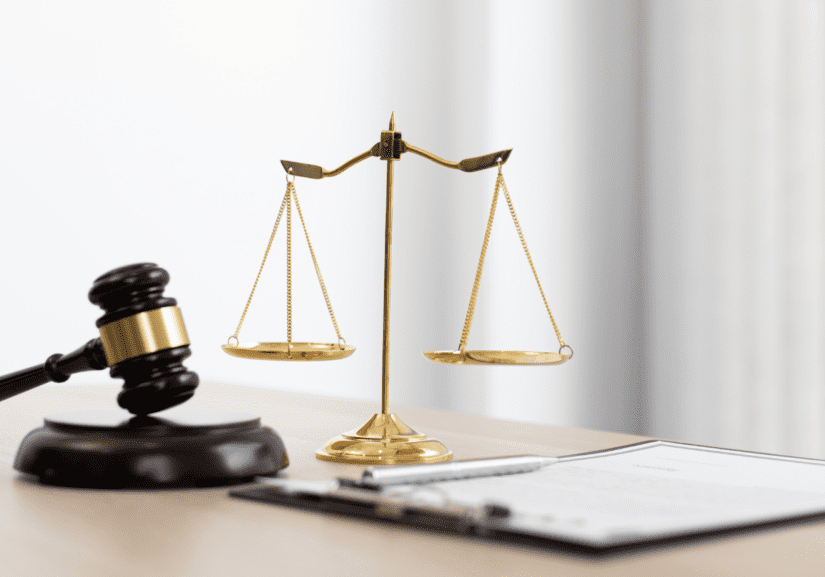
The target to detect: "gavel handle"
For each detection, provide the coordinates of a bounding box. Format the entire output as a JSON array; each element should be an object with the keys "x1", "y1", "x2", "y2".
[{"x1": 0, "y1": 339, "x2": 108, "y2": 403}]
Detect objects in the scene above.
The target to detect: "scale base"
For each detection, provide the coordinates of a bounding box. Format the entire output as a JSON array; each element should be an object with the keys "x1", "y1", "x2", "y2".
[
  {"x1": 316, "y1": 413, "x2": 452, "y2": 465},
  {"x1": 13, "y1": 407, "x2": 289, "y2": 489}
]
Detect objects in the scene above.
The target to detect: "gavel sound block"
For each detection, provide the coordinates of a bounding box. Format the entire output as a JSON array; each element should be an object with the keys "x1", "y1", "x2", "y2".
[{"x1": 0, "y1": 263, "x2": 288, "y2": 489}]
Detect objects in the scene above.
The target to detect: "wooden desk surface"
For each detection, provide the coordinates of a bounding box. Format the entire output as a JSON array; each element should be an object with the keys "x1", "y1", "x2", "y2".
[{"x1": 0, "y1": 382, "x2": 821, "y2": 576}]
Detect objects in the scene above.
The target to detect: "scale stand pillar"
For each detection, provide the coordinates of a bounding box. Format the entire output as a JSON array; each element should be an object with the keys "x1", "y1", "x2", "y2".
[{"x1": 316, "y1": 114, "x2": 452, "y2": 464}]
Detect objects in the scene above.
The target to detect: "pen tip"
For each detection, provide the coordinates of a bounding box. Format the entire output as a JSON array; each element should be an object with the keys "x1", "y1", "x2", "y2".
[{"x1": 389, "y1": 111, "x2": 396, "y2": 131}]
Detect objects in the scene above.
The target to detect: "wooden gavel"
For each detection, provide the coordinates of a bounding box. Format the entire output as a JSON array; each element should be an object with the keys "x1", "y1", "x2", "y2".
[{"x1": 0, "y1": 263, "x2": 198, "y2": 415}]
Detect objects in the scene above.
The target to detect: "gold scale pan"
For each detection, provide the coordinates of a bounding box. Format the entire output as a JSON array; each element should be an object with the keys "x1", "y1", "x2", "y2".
[
  {"x1": 423, "y1": 148, "x2": 573, "y2": 366},
  {"x1": 222, "y1": 166, "x2": 356, "y2": 362},
  {"x1": 223, "y1": 115, "x2": 572, "y2": 366}
]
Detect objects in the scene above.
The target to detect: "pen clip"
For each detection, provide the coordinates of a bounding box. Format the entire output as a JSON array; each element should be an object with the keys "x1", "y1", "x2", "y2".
[{"x1": 336, "y1": 478, "x2": 382, "y2": 492}]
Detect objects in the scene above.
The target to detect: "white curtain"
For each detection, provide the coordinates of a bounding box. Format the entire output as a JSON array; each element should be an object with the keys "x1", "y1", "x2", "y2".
[{"x1": 648, "y1": 0, "x2": 825, "y2": 457}]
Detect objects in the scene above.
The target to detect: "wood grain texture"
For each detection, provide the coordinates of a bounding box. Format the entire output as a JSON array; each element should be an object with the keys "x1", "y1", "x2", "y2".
[{"x1": 0, "y1": 383, "x2": 820, "y2": 576}]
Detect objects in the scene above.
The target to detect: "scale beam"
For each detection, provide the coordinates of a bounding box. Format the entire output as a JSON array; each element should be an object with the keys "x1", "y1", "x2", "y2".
[
  {"x1": 404, "y1": 143, "x2": 513, "y2": 172},
  {"x1": 281, "y1": 143, "x2": 512, "y2": 180}
]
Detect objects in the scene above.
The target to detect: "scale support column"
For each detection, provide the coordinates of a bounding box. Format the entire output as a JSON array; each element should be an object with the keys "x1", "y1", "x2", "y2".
[
  {"x1": 316, "y1": 114, "x2": 452, "y2": 464},
  {"x1": 380, "y1": 119, "x2": 396, "y2": 415}
]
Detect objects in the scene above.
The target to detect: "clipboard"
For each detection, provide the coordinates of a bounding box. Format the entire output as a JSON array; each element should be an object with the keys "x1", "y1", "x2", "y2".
[{"x1": 230, "y1": 440, "x2": 825, "y2": 550}]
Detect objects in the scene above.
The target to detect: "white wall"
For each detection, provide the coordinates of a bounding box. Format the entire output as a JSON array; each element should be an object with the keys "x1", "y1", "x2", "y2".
[{"x1": 1, "y1": 1, "x2": 647, "y2": 434}]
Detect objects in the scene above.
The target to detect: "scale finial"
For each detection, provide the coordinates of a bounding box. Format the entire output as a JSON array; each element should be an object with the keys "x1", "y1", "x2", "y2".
[{"x1": 389, "y1": 112, "x2": 396, "y2": 131}]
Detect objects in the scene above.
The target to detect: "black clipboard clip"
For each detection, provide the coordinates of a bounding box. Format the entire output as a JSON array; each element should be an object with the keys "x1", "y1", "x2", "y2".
[{"x1": 230, "y1": 478, "x2": 512, "y2": 535}]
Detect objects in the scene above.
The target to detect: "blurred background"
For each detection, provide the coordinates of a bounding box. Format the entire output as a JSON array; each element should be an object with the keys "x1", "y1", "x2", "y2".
[{"x1": 1, "y1": 1, "x2": 823, "y2": 457}]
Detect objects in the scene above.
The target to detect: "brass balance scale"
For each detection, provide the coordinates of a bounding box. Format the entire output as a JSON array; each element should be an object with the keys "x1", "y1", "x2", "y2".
[{"x1": 222, "y1": 114, "x2": 573, "y2": 465}]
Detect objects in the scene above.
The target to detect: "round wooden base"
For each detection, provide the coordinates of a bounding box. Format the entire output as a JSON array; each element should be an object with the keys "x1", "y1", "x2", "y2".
[{"x1": 13, "y1": 407, "x2": 288, "y2": 489}]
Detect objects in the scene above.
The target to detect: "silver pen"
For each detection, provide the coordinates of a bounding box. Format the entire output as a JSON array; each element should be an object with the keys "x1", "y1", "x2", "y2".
[{"x1": 358, "y1": 454, "x2": 559, "y2": 487}]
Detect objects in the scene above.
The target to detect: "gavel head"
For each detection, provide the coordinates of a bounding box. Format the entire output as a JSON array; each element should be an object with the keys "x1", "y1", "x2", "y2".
[{"x1": 88, "y1": 263, "x2": 199, "y2": 415}]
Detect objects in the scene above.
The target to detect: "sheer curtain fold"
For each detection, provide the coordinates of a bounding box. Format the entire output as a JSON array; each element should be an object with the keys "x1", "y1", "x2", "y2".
[{"x1": 647, "y1": 0, "x2": 825, "y2": 457}]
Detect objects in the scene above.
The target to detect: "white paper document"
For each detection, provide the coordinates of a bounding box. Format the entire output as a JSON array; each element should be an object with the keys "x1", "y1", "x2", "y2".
[{"x1": 383, "y1": 441, "x2": 825, "y2": 547}]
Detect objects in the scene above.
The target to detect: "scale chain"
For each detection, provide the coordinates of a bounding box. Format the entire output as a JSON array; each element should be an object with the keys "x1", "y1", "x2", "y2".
[
  {"x1": 287, "y1": 182, "x2": 293, "y2": 352},
  {"x1": 458, "y1": 166, "x2": 565, "y2": 353},
  {"x1": 230, "y1": 178, "x2": 345, "y2": 351},
  {"x1": 230, "y1": 188, "x2": 290, "y2": 342},
  {"x1": 292, "y1": 187, "x2": 345, "y2": 343},
  {"x1": 499, "y1": 171, "x2": 565, "y2": 349},
  {"x1": 458, "y1": 168, "x2": 500, "y2": 353}
]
